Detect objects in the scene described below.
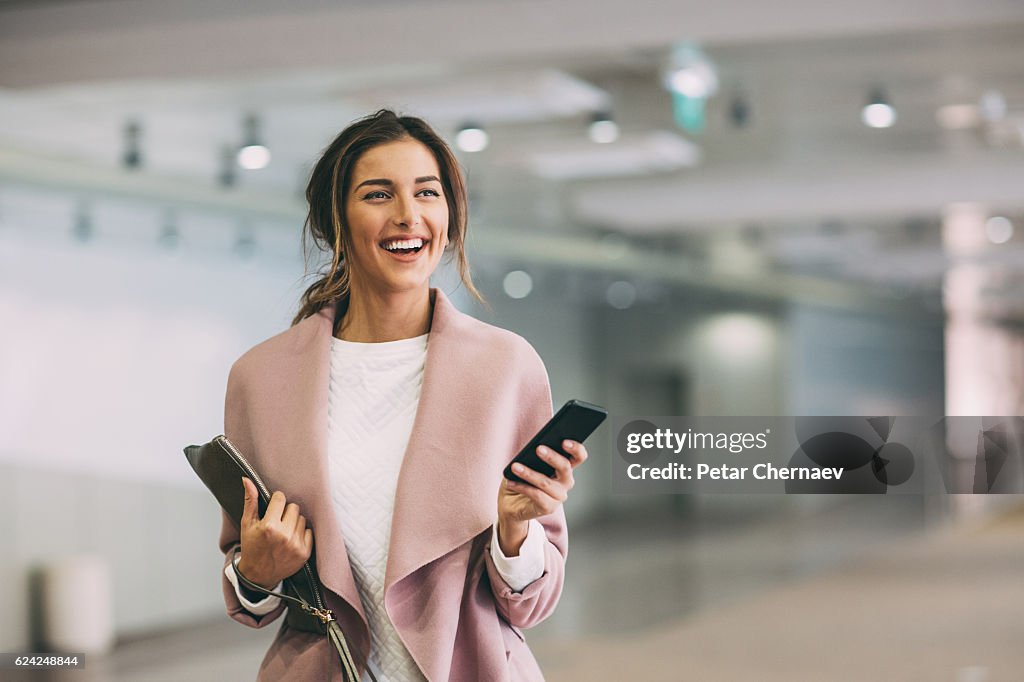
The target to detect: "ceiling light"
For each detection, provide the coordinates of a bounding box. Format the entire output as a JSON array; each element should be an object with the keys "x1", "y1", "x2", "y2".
[
  {"x1": 662, "y1": 45, "x2": 718, "y2": 99},
  {"x1": 122, "y1": 119, "x2": 142, "y2": 170},
  {"x1": 237, "y1": 114, "x2": 271, "y2": 170},
  {"x1": 862, "y1": 88, "x2": 896, "y2": 129},
  {"x1": 662, "y1": 44, "x2": 718, "y2": 134},
  {"x1": 980, "y1": 90, "x2": 1007, "y2": 122},
  {"x1": 985, "y1": 216, "x2": 1013, "y2": 244},
  {"x1": 503, "y1": 270, "x2": 532, "y2": 299},
  {"x1": 455, "y1": 122, "x2": 488, "y2": 152},
  {"x1": 588, "y1": 111, "x2": 619, "y2": 144}
]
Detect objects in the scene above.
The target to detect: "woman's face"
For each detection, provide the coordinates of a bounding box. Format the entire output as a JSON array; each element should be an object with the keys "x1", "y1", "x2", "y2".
[{"x1": 344, "y1": 138, "x2": 450, "y2": 297}]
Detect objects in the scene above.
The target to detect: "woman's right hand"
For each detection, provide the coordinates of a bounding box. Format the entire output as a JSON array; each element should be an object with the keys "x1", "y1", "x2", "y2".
[{"x1": 237, "y1": 477, "x2": 313, "y2": 589}]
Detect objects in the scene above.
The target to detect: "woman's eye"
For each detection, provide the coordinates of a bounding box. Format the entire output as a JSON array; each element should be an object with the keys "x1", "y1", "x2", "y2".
[
  {"x1": 362, "y1": 190, "x2": 389, "y2": 200},
  {"x1": 417, "y1": 188, "x2": 441, "y2": 197}
]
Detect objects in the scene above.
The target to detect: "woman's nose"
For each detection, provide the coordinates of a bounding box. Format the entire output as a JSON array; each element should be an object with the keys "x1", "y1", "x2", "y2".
[{"x1": 392, "y1": 195, "x2": 420, "y2": 227}]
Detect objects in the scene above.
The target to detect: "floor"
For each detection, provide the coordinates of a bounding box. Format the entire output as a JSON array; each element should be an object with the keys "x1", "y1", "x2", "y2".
[{"x1": 10, "y1": 496, "x2": 1022, "y2": 681}]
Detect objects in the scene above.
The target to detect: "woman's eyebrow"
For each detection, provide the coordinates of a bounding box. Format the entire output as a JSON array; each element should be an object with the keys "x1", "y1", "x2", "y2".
[
  {"x1": 353, "y1": 175, "x2": 441, "y2": 191},
  {"x1": 354, "y1": 178, "x2": 392, "y2": 190}
]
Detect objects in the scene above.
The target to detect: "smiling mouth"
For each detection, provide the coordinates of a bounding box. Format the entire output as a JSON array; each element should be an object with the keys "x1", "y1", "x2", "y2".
[{"x1": 380, "y1": 237, "x2": 427, "y2": 255}]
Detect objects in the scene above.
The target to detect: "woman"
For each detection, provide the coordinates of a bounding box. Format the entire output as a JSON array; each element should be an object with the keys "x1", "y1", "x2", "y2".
[{"x1": 216, "y1": 109, "x2": 588, "y2": 681}]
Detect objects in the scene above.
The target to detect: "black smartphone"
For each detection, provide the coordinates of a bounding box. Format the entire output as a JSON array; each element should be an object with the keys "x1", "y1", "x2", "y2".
[{"x1": 503, "y1": 399, "x2": 608, "y2": 484}]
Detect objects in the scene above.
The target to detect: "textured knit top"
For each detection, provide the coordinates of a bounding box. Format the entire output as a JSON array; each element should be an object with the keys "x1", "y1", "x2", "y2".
[
  {"x1": 327, "y1": 333, "x2": 429, "y2": 680},
  {"x1": 225, "y1": 332, "x2": 547, "y2": 681}
]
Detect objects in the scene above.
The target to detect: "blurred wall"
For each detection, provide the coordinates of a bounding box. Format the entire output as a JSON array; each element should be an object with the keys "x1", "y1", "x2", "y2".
[
  {"x1": 787, "y1": 304, "x2": 945, "y2": 416},
  {"x1": 594, "y1": 295, "x2": 790, "y2": 519},
  {"x1": 0, "y1": 200, "x2": 303, "y2": 649}
]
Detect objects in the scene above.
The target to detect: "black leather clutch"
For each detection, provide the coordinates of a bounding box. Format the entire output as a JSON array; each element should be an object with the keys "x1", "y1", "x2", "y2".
[{"x1": 184, "y1": 434, "x2": 372, "y2": 682}]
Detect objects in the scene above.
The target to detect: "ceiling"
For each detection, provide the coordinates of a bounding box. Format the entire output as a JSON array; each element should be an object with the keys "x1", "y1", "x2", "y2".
[{"x1": 1, "y1": 0, "x2": 1024, "y2": 317}]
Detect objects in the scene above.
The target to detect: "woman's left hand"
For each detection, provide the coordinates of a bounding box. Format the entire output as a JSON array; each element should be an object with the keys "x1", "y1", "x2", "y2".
[{"x1": 495, "y1": 440, "x2": 588, "y2": 555}]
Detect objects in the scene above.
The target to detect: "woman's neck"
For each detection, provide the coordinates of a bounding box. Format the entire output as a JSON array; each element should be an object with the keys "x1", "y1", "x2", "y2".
[{"x1": 335, "y1": 285, "x2": 433, "y2": 342}]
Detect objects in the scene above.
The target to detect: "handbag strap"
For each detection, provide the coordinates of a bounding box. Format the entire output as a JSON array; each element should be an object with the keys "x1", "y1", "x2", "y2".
[{"x1": 232, "y1": 548, "x2": 378, "y2": 682}]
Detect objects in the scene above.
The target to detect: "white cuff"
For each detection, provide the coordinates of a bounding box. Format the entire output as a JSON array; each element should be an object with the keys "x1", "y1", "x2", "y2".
[
  {"x1": 224, "y1": 554, "x2": 283, "y2": 616},
  {"x1": 490, "y1": 518, "x2": 546, "y2": 592}
]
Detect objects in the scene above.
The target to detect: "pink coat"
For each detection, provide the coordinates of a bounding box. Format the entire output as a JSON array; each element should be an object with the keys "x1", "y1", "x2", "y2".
[{"x1": 217, "y1": 287, "x2": 566, "y2": 681}]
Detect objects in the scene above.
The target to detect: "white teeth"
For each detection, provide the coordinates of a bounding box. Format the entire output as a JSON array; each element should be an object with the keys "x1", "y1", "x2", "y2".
[{"x1": 383, "y1": 238, "x2": 424, "y2": 251}]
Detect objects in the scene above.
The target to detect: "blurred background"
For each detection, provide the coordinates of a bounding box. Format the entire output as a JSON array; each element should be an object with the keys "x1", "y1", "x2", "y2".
[{"x1": 1, "y1": 0, "x2": 1023, "y2": 680}]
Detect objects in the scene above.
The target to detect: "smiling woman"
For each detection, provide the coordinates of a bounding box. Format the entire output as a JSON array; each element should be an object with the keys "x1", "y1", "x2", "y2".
[
  {"x1": 292, "y1": 109, "x2": 480, "y2": 332},
  {"x1": 216, "y1": 109, "x2": 587, "y2": 681}
]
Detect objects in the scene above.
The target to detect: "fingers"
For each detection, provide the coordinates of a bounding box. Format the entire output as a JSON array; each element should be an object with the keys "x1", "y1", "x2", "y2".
[
  {"x1": 302, "y1": 528, "x2": 314, "y2": 555},
  {"x1": 255, "y1": 489, "x2": 307, "y2": 542},
  {"x1": 510, "y1": 460, "x2": 567, "y2": 502},
  {"x1": 537, "y1": 445, "x2": 574, "y2": 487},
  {"x1": 240, "y1": 477, "x2": 257, "y2": 526},
  {"x1": 562, "y1": 440, "x2": 589, "y2": 468},
  {"x1": 265, "y1": 490, "x2": 286, "y2": 521},
  {"x1": 292, "y1": 514, "x2": 309, "y2": 549},
  {"x1": 238, "y1": 483, "x2": 312, "y2": 584},
  {"x1": 282, "y1": 502, "x2": 300, "y2": 529},
  {"x1": 502, "y1": 441, "x2": 591, "y2": 518},
  {"x1": 505, "y1": 476, "x2": 561, "y2": 515}
]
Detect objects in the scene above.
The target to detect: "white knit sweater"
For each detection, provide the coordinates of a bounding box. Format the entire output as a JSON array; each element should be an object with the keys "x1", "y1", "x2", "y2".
[{"x1": 226, "y1": 332, "x2": 546, "y2": 681}]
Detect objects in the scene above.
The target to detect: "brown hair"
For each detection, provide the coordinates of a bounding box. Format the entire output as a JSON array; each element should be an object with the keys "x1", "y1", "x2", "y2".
[{"x1": 292, "y1": 109, "x2": 484, "y2": 326}]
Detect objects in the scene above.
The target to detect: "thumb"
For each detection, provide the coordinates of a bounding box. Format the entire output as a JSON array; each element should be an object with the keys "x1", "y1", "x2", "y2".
[{"x1": 241, "y1": 476, "x2": 257, "y2": 526}]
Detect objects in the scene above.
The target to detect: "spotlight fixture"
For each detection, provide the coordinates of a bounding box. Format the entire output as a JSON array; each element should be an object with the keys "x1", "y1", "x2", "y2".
[
  {"x1": 728, "y1": 93, "x2": 751, "y2": 129},
  {"x1": 862, "y1": 88, "x2": 896, "y2": 128},
  {"x1": 122, "y1": 119, "x2": 142, "y2": 170},
  {"x1": 237, "y1": 114, "x2": 271, "y2": 170},
  {"x1": 455, "y1": 122, "x2": 488, "y2": 152},
  {"x1": 219, "y1": 144, "x2": 238, "y2": 188},
  {"x1": 588, "y1": 111, "x2": 619, "y2": 144}
]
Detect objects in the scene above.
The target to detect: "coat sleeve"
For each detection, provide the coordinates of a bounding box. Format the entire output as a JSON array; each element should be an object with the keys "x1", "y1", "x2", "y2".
[
  {"x1": 482, "y1": 342, "x2": 568, "y2": 629},
  {"x1": 217, "y1": 360, "x2": 287, "y2": 629}
]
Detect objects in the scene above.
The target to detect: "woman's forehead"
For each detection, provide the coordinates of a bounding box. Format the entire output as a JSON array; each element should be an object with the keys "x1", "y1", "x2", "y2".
[{"x1": 352, "y1": 139, "x2": 441, "y2": 182}]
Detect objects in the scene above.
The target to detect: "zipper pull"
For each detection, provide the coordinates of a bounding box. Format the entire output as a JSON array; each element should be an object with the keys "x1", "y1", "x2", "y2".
[{"x1": 303, "y1": 604, "x2": 336, "y2": 624}]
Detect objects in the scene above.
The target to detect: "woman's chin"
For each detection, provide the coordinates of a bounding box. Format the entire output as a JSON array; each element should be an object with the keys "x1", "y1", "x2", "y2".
[{"x1": 372, "y1": 276, "x2": 434, "y2": 297}]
